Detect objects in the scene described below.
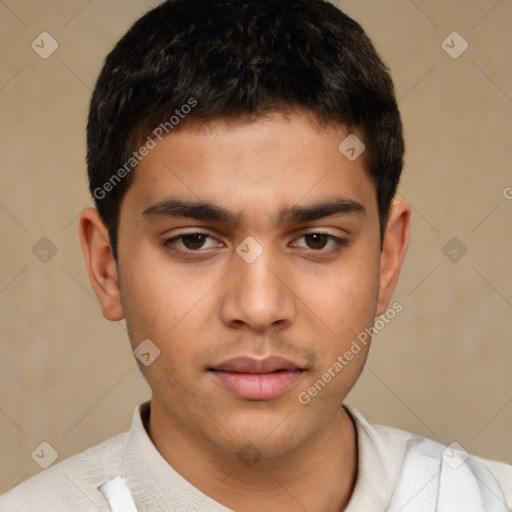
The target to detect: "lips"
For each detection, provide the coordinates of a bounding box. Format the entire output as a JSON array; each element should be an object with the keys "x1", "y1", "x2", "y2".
[{"x1": 209, "y1": 356, "x2": 305, "y2": 400}]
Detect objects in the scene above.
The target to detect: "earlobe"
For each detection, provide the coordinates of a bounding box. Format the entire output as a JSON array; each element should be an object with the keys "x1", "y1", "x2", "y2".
[
  {"x1": 79, "y1": 207, "x2": 125, "y2": 321},
  {"x1": 376, "y1": 200, "x2": 411, "y2": 316}
]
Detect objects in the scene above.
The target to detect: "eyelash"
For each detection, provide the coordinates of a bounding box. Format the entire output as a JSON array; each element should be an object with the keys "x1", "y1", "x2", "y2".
[{"x1": 162, "y1": 231, "x2": 347, "y2": 256}]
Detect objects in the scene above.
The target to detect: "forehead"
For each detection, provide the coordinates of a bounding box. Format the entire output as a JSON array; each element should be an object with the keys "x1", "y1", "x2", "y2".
[{"x1": 122, "y1": 111, "x2": 377, "y2": 224}]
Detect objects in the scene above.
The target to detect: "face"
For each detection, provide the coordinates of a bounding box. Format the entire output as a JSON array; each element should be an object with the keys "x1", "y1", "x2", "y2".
[{"x1": 82, "y1": 110, "x2": 409, "y2": 461}]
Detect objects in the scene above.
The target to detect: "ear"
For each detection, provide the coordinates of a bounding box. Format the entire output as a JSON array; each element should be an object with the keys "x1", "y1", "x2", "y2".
[
  {"x1": 376, "y1": 200, "x2": 411, "y2": 316},
  {"x1": 79, "y1": 207, "x2": 124, "y2": 321}
]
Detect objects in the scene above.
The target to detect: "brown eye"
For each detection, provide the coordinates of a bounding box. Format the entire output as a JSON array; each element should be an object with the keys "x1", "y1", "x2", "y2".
[
  {"x1": 292, "y1": 232, "x2": 346, "y2": 252},
  {"x1": 180, "y1": 234, "x2": 208, "y2": 250},
  {"x1": 163, "y1": 232, "x2": 219, "y2": 253},
  {"x1": 304, "y1": 233, "x2": 330, "y2": 250}
]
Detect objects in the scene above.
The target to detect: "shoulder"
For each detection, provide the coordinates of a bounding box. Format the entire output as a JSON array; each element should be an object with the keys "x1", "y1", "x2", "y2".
[
  {"x1": 392, "y1": 434, "x2": 512, "y2": 511},
  {"x1": 476, "y1": 456, "x2": 512, "y2": 506},
  {"x1": 345, "y1": 405, "x2": 415, "y2": 469},
  {"x1": 0, "y1": 433, "x2": 128, "y2": 512},
  {"x1": 346, "y1": 407, "x2": 512, "y2": 510},
  {"x1": 391, "y1": 432, "x2": 512, "y2": 510}
]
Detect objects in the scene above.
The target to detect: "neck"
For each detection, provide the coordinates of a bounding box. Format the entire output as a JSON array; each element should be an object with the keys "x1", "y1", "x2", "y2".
[{"x1": 148, "y1": 401, "x2": 359, "y2": 512}]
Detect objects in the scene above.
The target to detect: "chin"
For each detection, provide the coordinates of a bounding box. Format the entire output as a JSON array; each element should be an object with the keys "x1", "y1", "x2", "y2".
[
  {"x1": 205, "y1": 409, "x2": 317, "y2": 462},
  {"x1": 218, "y1": 431, "x2": 305, "y2": 462}
]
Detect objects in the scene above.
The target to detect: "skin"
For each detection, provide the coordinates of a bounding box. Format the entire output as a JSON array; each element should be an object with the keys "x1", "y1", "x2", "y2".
[{"x1": 80, "y1": 110, "x2": 410, "y2": 511}]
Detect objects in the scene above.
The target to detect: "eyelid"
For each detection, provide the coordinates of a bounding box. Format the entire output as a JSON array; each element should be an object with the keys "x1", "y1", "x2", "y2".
[
  {"x1": 290, "y1": 231, "x2": 346, "y2": 250},
  {"x1": 163, "y1": 231, "x2": 223, "y2": 251},
  {"x1": 163, "y1": 229, "x2": 347, "y2": 254}
]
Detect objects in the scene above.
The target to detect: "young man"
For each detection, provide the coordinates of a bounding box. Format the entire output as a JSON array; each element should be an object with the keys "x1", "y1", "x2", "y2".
[{"x1": 2, "y1": 0, "x2": 511, "y2": 510}]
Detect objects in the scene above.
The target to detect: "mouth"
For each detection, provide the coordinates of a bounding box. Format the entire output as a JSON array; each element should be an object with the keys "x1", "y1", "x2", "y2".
[{"x1": 208, "y1": 356, "x2": 306, "y2": 400}]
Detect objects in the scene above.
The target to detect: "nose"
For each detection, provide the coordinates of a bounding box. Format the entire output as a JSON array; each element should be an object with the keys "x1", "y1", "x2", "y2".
[{"x1": 219, "y1": 243, "x2": 297, "y2": 333}]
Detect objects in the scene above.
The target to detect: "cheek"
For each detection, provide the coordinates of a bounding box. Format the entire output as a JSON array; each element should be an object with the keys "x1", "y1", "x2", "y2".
[
  {"x1": 300, "y1": 241, "x2": 380, "y2": 382},
  {"x1": 119, "y1": 244, "x2": 194, "y2": 332},
  {"x1": 118, "y1": 245, "x2": 219, "y2": 378},
  {"x1": 297, "y1": 275, "x2": 376, "y2": 410},
  {"x1": 305, "y1": 245, "x2": 380, "y2": 331}
]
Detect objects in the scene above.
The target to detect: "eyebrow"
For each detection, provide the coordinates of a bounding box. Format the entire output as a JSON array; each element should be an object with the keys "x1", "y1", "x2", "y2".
[{"x1": 141, "y1": 197, "x2": 366, "y2": 224}]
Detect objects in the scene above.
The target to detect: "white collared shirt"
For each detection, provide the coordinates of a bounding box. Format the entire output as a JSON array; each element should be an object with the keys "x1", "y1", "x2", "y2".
[{"x1": 1, "y1": 402, "x2": 510, "y2": 511}]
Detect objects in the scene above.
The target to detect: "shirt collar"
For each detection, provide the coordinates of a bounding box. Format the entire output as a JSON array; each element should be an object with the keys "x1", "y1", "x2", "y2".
[
  {"x1": 121, "y1": 401, "x2": 233, "y2": 512},
  {"x1": 343, "y1": 405, "x2": 409, "y2": 512},
  {"x1": 121, "y1": 401, "x2": 407, "y2": 512}
]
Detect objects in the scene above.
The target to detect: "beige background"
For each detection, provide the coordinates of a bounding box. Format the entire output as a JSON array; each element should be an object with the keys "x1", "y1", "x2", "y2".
[{"x1": 1, "y1": 0, "x2": 511, "y2": 494}]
